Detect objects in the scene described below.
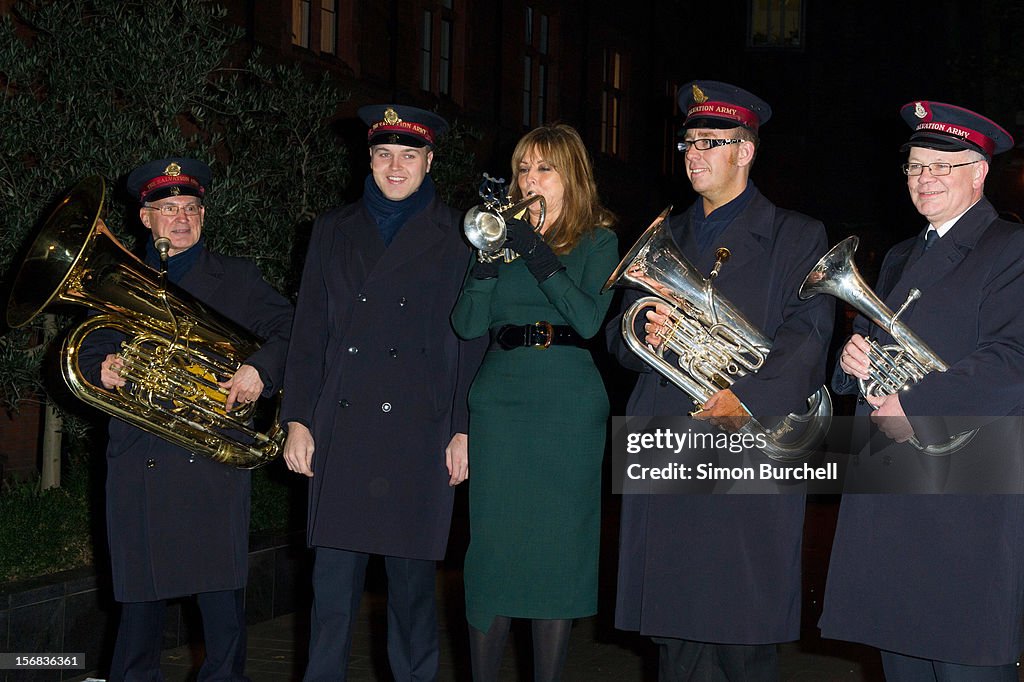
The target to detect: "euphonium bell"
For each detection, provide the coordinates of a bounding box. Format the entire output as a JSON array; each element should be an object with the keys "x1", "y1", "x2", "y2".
[
  {"x1": 799, "y1": 235, "x2": 976, "y2": 454},
  {"x1": 463, "y1": 173, "x2": 545, "y2": 262},
  {"x1": 6, "y1": 175, "x2": 284, "y2": 468},
  {"x1": 603, "y1": 207, "x2": 832, "y2": 462}
]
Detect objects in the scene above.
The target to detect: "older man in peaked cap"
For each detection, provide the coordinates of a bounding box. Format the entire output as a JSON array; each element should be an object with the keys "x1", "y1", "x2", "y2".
[
  {"x1": 281, "y1": 105, "x2": 486, "y2": 681},
  {"x1": 77, "y1": 157, "x2": 294, "y2": 681},
  {"x1": 608, "y1": 81, "x2": 833, "y2": 680},
  {"x1": 820, "y1": 102, "x2": 1024, "y2": 681}
]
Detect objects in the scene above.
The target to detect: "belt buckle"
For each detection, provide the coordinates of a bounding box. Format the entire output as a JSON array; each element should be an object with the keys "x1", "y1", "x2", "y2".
[{"x1": 530, "y1": 321, "x2": 553, "y2": 349}]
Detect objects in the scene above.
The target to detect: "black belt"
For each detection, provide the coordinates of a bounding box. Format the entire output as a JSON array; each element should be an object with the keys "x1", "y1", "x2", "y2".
[{"x1": 489, "y1": 323, "x2": 586, "y2": 350}]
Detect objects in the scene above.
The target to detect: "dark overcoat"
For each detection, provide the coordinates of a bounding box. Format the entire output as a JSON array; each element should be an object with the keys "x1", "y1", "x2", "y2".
[
  {"x1": 819, "y1": 198, "x2": 1024, "y2": 665},
  {"x1": 77, "y1": 248, "x2": 294, "y2": 602},
  {"x1": 280, "y1": 197, "x2": 485, "y2": 560},
  {"x1": 610, "y1": 188, "x2": 834, "y2": 643}
]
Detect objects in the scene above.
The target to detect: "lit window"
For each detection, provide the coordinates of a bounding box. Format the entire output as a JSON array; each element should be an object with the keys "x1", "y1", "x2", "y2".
[
  {"x1": 291, "y1": 0, "x2": 311, "y2": 48},
  {"x1": 600, "y1": 49, "x2": 622, "y2": 156},
  {"x1": 320, "y1": 0, "x2": 337, "y2": 54},
  {"x1": 749, "y1": 0, "x2": 803, "y2": 48}
]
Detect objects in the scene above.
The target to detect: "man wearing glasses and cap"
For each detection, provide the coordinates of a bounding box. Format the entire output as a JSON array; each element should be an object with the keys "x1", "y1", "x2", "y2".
[
  {"x1": 609, "y1": 81, "x2": 833, "y2": 680},
  {"x1": 821, "y1": 103, "x2": 1024, "y2": 680},
  {"x1": 79, "y1": 157, "x2": 294, "y2": 681},
  {"x1": 280, "y1": 105, "x2": 485, "y2": 681}
]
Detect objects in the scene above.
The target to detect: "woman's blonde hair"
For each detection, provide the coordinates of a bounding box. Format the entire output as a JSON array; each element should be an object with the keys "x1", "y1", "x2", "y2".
[{"x1": 508, "y1": 124, "x2": 615, "y2": 254}]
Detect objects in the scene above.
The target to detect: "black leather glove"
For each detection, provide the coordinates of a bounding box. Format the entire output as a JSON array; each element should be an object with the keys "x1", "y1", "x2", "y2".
[
  {"x1": 471, "y1": 257, "x2": 499, "y2": 280},
  {"x1": 504, "y1": 217, "x2": 565, "y2": 282}
]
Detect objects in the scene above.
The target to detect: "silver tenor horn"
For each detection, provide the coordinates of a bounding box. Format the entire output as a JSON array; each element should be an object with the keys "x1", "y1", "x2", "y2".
[
  {"x1": 463, "y1": 173, "x2": 545, "y2": 263},
  {"x1": 603, "y1": 207, "x2": 833, "y2": 462},
  {"x1": 799, "y1": 235, "x2": 976, "y2": 455}
]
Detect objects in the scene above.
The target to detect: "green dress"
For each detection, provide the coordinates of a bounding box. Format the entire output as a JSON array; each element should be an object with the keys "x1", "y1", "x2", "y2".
[{"x1": 452, "y1": 227, "x2": 619, "y2": 632}]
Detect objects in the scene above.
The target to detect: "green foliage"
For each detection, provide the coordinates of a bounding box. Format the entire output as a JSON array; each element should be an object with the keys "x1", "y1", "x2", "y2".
[
  {"x1": 0, "y1": 467, "x2": 94, "y2": 582},
  {"x1": 431, "y1": 120, "x2": 484, "y2": 211},
  {"x1": 0, "y1": 459, "x2": 299, "y2": 582},
  {"x1": 0, "y1": 0, "x2": 349, "y2": 412}
]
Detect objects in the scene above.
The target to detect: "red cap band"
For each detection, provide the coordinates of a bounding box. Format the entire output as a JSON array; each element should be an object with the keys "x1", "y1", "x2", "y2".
[
  {"x1": 139, "y1": 174, "x2": 203, "y2": 200},
  {"x1": 367, "y1": 120, "x2": 436, "y2": 145},
  {"x1": 913, "y1": 120, "x2": 996, "y2": 156},
  {"x1": 686, "y1": 100, "x2": 761, "y2": 130}
]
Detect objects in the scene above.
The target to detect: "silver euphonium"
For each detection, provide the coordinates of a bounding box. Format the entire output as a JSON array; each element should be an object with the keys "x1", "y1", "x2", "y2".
[
  {"x1": 603, "y1": 207, "x2": 832, "y2": 462},
  {"x1": 463, "y1": 173, "x2": 545, "y2": 263},
  {"x1": 799, "y1": 235, "x2": 976, "y2": 455}
]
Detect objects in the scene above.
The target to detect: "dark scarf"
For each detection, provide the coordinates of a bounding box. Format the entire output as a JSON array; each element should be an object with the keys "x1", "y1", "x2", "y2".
[
  {"x1": 144, "y1": 235, "x2": 205, "y2": 284},
  {"x1": 363, "y1": 173, "x2": 436, "y2": 246},
  {"x1": 692, "y1": 180, "x2": 756, "y2": 254}
]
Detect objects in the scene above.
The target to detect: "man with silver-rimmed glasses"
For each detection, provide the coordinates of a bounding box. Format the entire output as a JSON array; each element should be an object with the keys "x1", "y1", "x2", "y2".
[{"x1": 820, "y1": 101, "x2": 1024, "y2": 681}]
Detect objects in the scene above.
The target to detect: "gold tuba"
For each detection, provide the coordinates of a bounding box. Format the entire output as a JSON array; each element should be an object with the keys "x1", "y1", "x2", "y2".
[
  {"x1": 463, "y1": 172, "x2": 545, "y2": 263},
  {"x1": 799, "y1": 235, "x2": 976, "y2": 455},
  {"x1": 603, "y1": 208, "x2": 832, "y2": 462},
  {"x1": 6, "y1": 176, "x2": 284, "y2": 468}
]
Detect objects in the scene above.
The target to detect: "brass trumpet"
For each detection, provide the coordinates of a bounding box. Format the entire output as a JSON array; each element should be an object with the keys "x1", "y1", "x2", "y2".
[
  {"x1": 6, "y1": 176, "x2": 284, "y2": 468},
  {"x1": 463, "y1": 173, "x2": 545, "y2": 262}
]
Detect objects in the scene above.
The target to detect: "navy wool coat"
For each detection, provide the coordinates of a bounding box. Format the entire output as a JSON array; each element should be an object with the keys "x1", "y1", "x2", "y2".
[
  {"x1": 280, "y1": 197, "x2": 486, "y2": 561},
  {"x1": 77, "y1": 248, "x2": 294, "y2": 602},
  {"x1": 819, "y1": 198, "x2": 1024, "y2": 666},
  {"x1": 609, "y1": 187, "x2": 834, "y2": 643}
]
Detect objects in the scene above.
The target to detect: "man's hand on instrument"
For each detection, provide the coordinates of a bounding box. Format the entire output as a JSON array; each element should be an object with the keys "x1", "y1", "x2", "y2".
[
  {"x1": 840, "y1": 334, "x2": 872, "y2": 380},
  {"x1": 693, "y1": 388, "x2": 752, "y2": 433},
  {"x1": 100, "y1": 353, "x2": 126, "y2": 390},
  {"x1": 220, "y1": 364, "x2": 264, "y2": 412},
  {"x1": 283, "y1": 422, "x2": 315, "y2": 477},
  {"x1": 644, "y1": 302, "x2": 675, "y2": 349},
  {"x1": 867, "y1": 393, "x2": 915, "y2": 443}
]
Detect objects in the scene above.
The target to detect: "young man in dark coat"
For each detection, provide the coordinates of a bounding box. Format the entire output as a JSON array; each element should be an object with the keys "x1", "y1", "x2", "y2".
[
  {"x1": 280, "y1": 105, "x2": 485, "y2": 681},
  {"x1": 820, "y1": 102, "x2": 1024, "y2": 681},
  {"x1": 608, "y1": 81, "x2": 833, "y2": 680},
  {"x1": 78, "y1": 157, "x2": 294, "y2": 681}
]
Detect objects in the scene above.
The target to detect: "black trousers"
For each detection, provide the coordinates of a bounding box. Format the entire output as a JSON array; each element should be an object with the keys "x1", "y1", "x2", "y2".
[
  {"x1": 303, "y1": 547, "x2": 439, "y2": 682},
  {"x1": 880, "y1": 650, "x2": 1018, "y2": 682},
  {"x1": 655, "y1": 637, "x2": 778, "y2": 682},
  {"x1": 109, "y1": 588, "x2": 248, "y2": 682}
]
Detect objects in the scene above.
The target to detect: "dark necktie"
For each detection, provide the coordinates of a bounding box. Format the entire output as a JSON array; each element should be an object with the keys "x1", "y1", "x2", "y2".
[{"x1": 924, "y1": 229, "x2": 938, "y2": 251}]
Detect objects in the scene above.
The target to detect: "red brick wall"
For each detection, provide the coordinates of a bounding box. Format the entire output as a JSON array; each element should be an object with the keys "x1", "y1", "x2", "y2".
[{"x1": 0, "y1": 401, "x2": 42, "y2": 479}]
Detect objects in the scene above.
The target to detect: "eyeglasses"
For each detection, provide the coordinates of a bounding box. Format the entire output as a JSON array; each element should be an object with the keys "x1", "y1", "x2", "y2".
[
  {"x1": 677, "y1": 138, "x2": 743, "y2": 153},
  {"x1": 143, "y1": 203, "x2": 202, "y2": 217},
  {"x1": 902, "y1": 160, "x2": 981, "y2": 176}
]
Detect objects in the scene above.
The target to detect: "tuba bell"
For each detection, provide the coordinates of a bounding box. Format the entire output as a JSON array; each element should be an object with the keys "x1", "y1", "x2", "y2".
[
  {"x1": 463, "y1": 173, "x2": 545, "y2": 263},
  {"x1": 6, "y1": 175, "x2": 284, "y2": 468},
  {"x1": 603, "y1": 207, "x2": 832, "y2": 462},
  {"x1": 799, "y1": 235, "x2": 976, "y2": 455}
]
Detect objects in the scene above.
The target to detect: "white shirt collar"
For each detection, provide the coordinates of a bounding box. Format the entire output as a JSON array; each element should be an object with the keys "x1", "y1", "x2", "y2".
[{"x1": 929, "y1": 198, "x2": 981, "y2": 238}]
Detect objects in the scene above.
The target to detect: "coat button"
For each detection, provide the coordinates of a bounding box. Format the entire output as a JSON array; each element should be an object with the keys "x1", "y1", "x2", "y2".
[
  {"x1": 381, "y1": 402, "x2": 392, "y2": 413},
  {"x1": 348, "y1": 346, "x2": 359, "y2": 354},
  {"x1": 398, "y1": 297, "x2": 407, "y2": 307},
  {"x1": 389, "y1": 348, "x2": 398, "y2": 358},
  {"x1": 339, "y1": 399, "x2": 350, "y2": 408},
  {"x1": 659, "y1": 377, "x2": 669, "y2": 388},
  {"x1": 146, "y1": 458, "x2": 157, "y2": 468},
  {"x1": 358, "y1": 293, "x2": 367, "y2": 302}
]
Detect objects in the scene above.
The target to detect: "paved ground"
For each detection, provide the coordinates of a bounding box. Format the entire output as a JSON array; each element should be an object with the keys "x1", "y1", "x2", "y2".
[{"x1": 152, "y1": 585, "x2": 886, "y2": 681}]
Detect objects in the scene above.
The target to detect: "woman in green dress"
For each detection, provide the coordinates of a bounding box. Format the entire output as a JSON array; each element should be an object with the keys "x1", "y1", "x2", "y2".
[{"x1": 452, "y1": 124, "x2": 619, "y2": 681}]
